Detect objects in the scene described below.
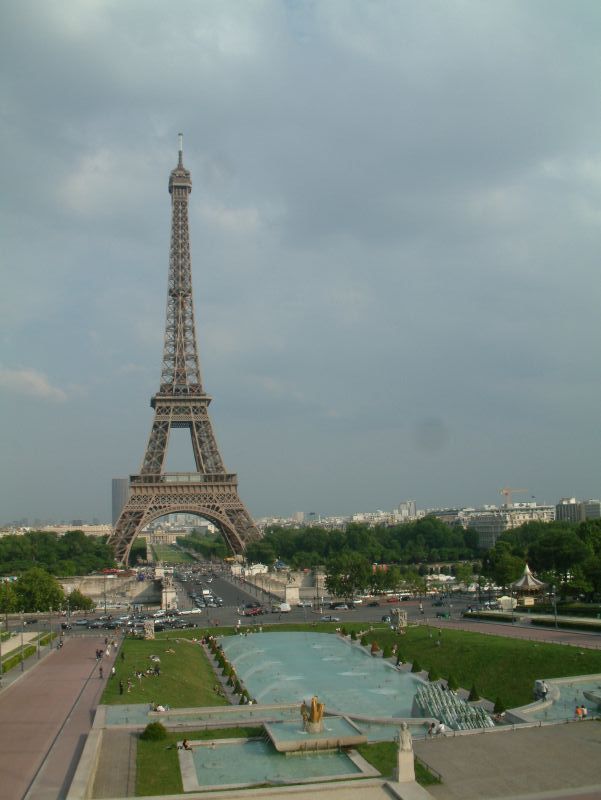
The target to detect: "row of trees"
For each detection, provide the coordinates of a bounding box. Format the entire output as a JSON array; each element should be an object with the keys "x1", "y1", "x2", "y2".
[
  {"x1": 0, "y1": 567, "x2": 94, "y2": 613},
  {"x1": 245, "y1": 518, "x2": 480, "y2": 569},
  {"x1": 177, "y1": 529, "x2": 228, "y2": 560},
  {"x1": 483, "y1": 519, "x2": 601, "y2": 597},
  {"x1": 0, "y1": 530, "x2": 114, "y2": 576}
]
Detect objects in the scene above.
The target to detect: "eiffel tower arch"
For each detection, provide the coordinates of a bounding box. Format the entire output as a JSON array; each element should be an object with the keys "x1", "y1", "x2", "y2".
[{"x1": 108, "y1": 136, "x2": 262, "y2": 565}]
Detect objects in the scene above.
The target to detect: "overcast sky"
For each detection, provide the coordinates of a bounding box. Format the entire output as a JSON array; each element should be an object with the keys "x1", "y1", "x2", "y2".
[{"x1": 1, "y1": 1, "x2": 601, "y2": 524}]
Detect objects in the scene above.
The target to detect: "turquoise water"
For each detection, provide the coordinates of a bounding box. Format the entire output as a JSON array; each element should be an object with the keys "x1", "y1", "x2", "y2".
[
  {"x1": 192, "y1": 739, "x2": 360, "y2": 787},
  {"x1": 525, "y1": 679, "x2": 601, "y2": 722},
  {"x1": 104, "y1": 703, "x2": 300, "y2": 727},
  {"x1": 221, "y1": 631, "x2": 424, "y2": 717}
]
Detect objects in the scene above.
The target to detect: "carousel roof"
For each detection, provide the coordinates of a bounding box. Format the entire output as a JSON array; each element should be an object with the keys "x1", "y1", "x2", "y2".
[{"x1": 512, "y1": 563, "x2": 545, "y2": 591}]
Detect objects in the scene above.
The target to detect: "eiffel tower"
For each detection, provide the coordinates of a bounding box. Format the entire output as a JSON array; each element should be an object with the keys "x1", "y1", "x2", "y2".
[{"x1": 109, "y1": 136, "x2": 262, "y2": 564}]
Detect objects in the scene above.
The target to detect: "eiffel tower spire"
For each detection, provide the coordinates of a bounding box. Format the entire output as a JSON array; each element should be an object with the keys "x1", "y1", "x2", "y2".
[{"x1": 109, "y1": 137, "x2": 261, "y2": 565}]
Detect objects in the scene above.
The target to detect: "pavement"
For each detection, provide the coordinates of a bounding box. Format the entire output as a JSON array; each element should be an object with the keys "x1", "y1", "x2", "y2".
[
  {"x1": 413, "y1": 722, "x2": 601, "y2": 800},
  {"x1": 0, "y1": 635, "x2": 114, "y2": 800},
  {"x1": 1, "y1": 619, "x2": 600, "y2": 800}
]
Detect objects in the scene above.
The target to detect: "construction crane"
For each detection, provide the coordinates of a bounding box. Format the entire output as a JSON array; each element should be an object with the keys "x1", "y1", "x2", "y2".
[{"x1": 500, "y1": 487, "x2": 528, "y2": 508}]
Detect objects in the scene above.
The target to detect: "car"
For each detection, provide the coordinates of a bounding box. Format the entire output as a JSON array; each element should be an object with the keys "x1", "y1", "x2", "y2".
[
  {"x1": 74, "y1": 619, "x2": 90, "y2": 626},
  {"x1": 297, "y1": 601, "x2": 312, "y2": 607},
  {"x1": 332, "y1": 603, "x2": 349, "y2": 610},
  {"x1": 320, "y1": 615, "x2": 340, "y2": 622},
  {"x1": 432, "y1": 599, "x2": 444, "y2": 607},
  {"x1": 60, "y1": 622, "x2": 72, "y2": 630},
  {"x1": 381, "y1": 615, "x2": 392, "y2": 623},
  {"x1": 385, "y1": 597, "x2": 399, "y2": 603},
  {"x1": 87, "y1": 621, "x2": 104, "y2": 629},
  {"x1": 368, "y1": 601, "x2": 380, "y2": 607}
]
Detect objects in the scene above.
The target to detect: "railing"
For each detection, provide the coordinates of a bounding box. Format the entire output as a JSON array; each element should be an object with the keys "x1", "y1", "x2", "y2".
[{"x1": 131, "y1": 473, "x2": 236, "y2": 485}]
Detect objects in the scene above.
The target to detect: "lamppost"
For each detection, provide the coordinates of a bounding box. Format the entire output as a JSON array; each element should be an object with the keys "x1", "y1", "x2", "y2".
[
  {"x1": 552, "y1": 585, "x2": 558, "y2": 629},
  {"x1": 20, "y1": 611, "x2": 24, "y2": 672}
]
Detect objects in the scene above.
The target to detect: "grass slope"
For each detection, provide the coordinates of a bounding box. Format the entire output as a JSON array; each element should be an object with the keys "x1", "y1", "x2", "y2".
[
  {"x1": 101, "y1": 637, "x2": 227, "y2": 708},
  {"x1": 359, "y1": 625, "x2": 601, "y2": 708}
]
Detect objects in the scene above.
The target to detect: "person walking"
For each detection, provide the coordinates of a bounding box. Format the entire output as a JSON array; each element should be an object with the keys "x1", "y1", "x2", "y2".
[
  {"x1": 99, "y1": 666, "x2": 103, "y2": 679},
  {"x1": 119, "y1": 680, "x2": 124, "y2": 695}
]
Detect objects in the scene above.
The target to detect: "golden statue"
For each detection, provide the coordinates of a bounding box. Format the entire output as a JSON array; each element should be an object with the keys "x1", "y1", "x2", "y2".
[
  {"x1": 301, "y1": 696, "x2": 325, "y2": 732},
  {"x1": 309, "y1": 696, "x2": 324, "y2": 723}
]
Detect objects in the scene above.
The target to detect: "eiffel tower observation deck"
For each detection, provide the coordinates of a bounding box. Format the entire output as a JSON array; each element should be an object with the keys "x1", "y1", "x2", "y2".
[{"x1": 109, "y1": 136, "x2": 262, "y2": 565}]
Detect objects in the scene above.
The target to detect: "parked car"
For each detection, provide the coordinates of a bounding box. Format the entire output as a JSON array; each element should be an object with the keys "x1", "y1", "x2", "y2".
[
  {"x1": 381, "y1": 615, "x2": 392, "y2": 623},
  {"x1": 331, "y1": 603, "x2": 349, "y2": 610},
  {"x1": 74, "y1": 619, "x2": 89, "y2": 626},
  {"x1": 60, "y1": 622, "x2": 72, "y2": 630},
  {"x1": 297, "y1": 601, "x2": 312, "y2": 607},
  {"x1": 320, "y1": 615, "x2": 340, "y2": 622}
]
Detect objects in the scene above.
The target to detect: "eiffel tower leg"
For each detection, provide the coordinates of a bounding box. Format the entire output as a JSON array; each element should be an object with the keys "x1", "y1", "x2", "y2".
[{"x1": 110, "y1": 501, "x2": 151, "y2": 565}]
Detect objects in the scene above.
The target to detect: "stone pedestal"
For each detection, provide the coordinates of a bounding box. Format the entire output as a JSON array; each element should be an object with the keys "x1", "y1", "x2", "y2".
[
  {"x1": 393, "y1": 749, "x2": 415, "y2": 783},
  {"x1": 305, "y1": 720, "x2": 324, "y2": 734}
]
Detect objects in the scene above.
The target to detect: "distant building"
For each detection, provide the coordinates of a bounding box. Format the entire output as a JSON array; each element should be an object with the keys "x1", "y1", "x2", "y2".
[
  {"x1": 397, "y1": 500, "x2": 417, "y2": 520},
  {"x1": 555, "y1": 497, "x2": 601, "y2": 523},
  {"x1": 112, "y1": 478, "x2": 130, "y2": 525},
  {"x1": 292, "y1": 511, "x2": 305, "y2": 523},
  {"x1": 581, "y1": 499, "x2": 601, "y2": 520},
  {"x1": 469, "y1": 504, "x2": 555, "y2": 549},
  {"x1": 555, "y1": 497, "x2": 581, "y2": 523}
]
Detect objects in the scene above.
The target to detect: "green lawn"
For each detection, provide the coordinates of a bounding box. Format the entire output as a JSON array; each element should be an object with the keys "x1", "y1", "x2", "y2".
[
  {"x1": 101, "y1": 637, "x2": 228, "y2": 708},
  {"x1": 356, "y1": 741, "x2": 440, "y2": 785},
  {"x1": 155, "y1": 622, "x2": 601, "y2": 710},
  {"x1": 150, "y1": 544, "x2": 195, "y2": 563},
  {"x1": 358, "y1": 625, "x2": 601, "y2": 708},
  {"x1": 136, "y1": 726, "x2": 263, "y2": 796}
]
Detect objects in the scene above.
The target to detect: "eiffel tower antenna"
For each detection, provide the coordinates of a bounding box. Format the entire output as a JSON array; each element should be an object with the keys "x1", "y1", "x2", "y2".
[{"x1": 108, "y1": 137, "x2": 262, "y2": 565}]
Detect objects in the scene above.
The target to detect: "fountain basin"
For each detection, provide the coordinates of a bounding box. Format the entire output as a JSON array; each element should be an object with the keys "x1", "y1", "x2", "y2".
[{"x1": 265, "y1": 716, "x2": 366, "y2": 752}]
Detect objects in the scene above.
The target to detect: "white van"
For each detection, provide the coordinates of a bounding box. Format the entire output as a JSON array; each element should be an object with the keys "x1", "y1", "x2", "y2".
[{"x1": 274, "y1": 602, "x2": 291, "y2": 613}]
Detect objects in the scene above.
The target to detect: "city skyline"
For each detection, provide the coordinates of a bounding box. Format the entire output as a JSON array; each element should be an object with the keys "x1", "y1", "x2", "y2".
[{"x1": 2, "y1": 3, "x2": 601, "y2": 522}]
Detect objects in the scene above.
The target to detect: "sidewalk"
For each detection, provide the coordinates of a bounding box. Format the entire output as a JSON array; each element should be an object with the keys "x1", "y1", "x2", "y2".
[
  {"x1": 413, "y1": 722, "x2": 601, "y2": 800},
  {"x1": 0, "y1": 635, "x2": 115, "y2": 800}
]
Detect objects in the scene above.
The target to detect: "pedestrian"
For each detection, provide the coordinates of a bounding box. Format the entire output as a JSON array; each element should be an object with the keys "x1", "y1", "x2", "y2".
[
  {"x1": 119, "y1": 680, "x2": 124, "y2": 695},
  {"x1": 99, "y1": 666, "x2": 103, "y2": 679},
  {"x1": 575, "y1": 705, "x2": 583, "y2": 720},
  {"x1": 111, "y1": 666, "x2": 116, "y2": 677},
  {"x1": 582, "y1": 705, "x2": 588, "y2": 719},
  {"x1": 121, "y1": 651, "x2": 125, "y2": 662}
]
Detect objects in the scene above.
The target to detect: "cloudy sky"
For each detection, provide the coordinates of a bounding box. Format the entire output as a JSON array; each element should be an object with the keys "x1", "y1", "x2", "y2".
[{"x1": 1, "y1": 1, "x2": 601, "y2": 524}]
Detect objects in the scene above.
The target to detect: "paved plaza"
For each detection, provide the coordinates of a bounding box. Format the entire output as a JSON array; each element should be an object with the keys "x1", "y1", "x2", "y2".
[
  {"x1": 0, "y1": 625, "x2": 600, "y2": 800},
  {"x1": 0, "y1": 635, "x2": 113, "y2": 800}
]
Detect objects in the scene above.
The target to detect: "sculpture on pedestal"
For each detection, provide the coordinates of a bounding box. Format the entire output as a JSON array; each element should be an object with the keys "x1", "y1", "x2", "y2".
[
  {"x1": 393, "y1": 722, "x2": 415, "y2": 783},
  {"x1": 301, "y1": 696, "x2": 325, "y2": 733}
]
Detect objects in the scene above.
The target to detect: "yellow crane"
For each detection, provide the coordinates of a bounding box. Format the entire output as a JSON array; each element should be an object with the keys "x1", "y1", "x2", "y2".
[{"x1": 500, "y1": 487, "x2": 528, "y2": 508}]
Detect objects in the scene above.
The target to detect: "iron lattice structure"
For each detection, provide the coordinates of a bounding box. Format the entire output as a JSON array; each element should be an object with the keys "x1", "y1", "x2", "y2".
[{"x1": 109, "y1": 138, "x2": 262, "y2": 564}]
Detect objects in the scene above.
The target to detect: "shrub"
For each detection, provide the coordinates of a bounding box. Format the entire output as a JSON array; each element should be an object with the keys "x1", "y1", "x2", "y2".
[
  {"x1": 140, "y1": 722, "x2": 167, "y2": 741},
  {"x1": 411, "y1": 659, "x2": 422, "y2": 673},
  {"x1": 350, "y1": 630, "x2": 357, "y2": 640},
  {"x1": 494, "y1": 697, "x2": 506, "y2": 714},
  {"x1": 447, "y1": 674, "x2": 459, "y2": 691},
  {"x1": 428, "y1": 667, "x2": 439, "y2": 682},
  {"x1": 340, "y1": 626, "x2": 347, "y2": 636},
  {"x1": 382, "y1": 644, "x2": 392, "y2": 659},
  {"x1": 360, "y1": 635, "x2": 368, "y2": 647},
  {"x1": 468, "y1": 684, "x2": 480, "y2": 701}
]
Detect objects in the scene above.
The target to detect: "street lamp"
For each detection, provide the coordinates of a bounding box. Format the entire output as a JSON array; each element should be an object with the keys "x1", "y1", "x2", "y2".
[
  {"x1": 552, "y1": 585, "x2": 558, "y2": 629},
  {"x1": 20, "y1": 611, "x2": 24, "y2": 672}
]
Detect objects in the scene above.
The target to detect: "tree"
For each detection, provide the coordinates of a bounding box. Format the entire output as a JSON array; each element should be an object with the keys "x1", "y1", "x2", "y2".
[
  {"x1": 0, "y1": 581, "x2": 17, "y2": 614},
  {"x1": 67, "y1": 588, "x2": 94, "y2": 611},
  {"x1": 325, "y1": 553, "x2": 371, "y2": 599},
  {"x1": 14, "y1": 567, "x2": 65, "y2": 612}
]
